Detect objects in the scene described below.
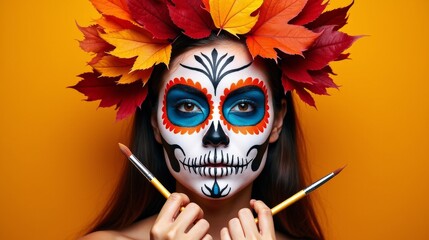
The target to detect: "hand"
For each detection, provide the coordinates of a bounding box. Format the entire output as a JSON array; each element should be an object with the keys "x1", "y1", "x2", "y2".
[
  {"x1": 220, "y1": 200, "x2": 276, "y2": 240},
  {"x1": 150, "y1": 193, "x2": 212, "y2": 240}
]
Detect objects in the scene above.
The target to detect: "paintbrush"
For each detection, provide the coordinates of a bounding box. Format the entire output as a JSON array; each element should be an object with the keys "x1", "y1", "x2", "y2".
[
  {"x1": 118, "y1": 143, "x2": 172, "y2": 199},
  {"x1": 255, "y1": 165, "x2": 346, "y2": 223},
  {"x1": 118, "y1": 142, "x2": 344, "y2": 221}
]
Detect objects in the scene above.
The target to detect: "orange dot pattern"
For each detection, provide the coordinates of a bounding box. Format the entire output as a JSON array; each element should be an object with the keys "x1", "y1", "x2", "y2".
[
  {"x1": 219, "y1": 77, "x2": 270, "y2": 135},
  {"x1": 162, "y1": 77, "x2": 214, "y2": 134}
]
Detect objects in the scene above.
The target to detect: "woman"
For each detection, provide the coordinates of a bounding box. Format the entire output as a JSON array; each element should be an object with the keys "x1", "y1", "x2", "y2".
[
  {"x1": 72, "y1": 0, "x2": 356, "y2": 239},
  {"x1": 82, "y1": 34, "x2": 321, "y2": 240}
]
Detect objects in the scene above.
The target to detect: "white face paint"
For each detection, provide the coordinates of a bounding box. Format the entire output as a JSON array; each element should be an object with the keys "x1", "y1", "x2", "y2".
[{"x1": 154, "y1": 40, "x2": 275, "y2": 199}]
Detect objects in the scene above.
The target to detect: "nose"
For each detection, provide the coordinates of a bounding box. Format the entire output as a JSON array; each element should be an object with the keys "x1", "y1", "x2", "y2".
[{"x1": 203, "y1": 122, "x2": 230, "y2": 147}]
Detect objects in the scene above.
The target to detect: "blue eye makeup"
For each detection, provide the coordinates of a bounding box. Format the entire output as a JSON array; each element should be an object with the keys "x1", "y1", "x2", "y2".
[
  {"x1": 222, "y1": 86, "x2": 265, "y2": 126},
  {"x1": 166, "y1": 85, "x2": 210, "y2": 127}
]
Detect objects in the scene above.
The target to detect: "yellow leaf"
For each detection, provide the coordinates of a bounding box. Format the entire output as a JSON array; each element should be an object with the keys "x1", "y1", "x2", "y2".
[
  {"x1": 93, "y1": 55, "x2": 153, "y2": 84},
  {"x1": 93, "y1": 55, "x2": 132, "y2": 77},
  {"x1": 118, "y1": 68, "x2": 153, "y2": 84},
  {"x1": 209, "y1": 0, "x2": 263, "y2": 36},
  {"x1": 101, "y1": 28, "x2": 172, "y2": 71}
]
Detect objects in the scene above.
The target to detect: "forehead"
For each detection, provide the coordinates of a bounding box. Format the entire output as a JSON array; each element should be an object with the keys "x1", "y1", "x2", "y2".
[{"x1": 163, "y1": 40, "x2": 269, "y2": 94}]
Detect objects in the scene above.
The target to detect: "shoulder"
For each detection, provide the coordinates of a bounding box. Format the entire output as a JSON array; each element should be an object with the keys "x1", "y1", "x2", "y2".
[
  {"x1": 78, "y1": 231, "x2": 135, "y2": 240},
  {"x1": 78, "y1": 215, "x2": 157, "y2": 240},
  {"x1": 119, "y1": 215, "x2": 157, "y2": 239}
]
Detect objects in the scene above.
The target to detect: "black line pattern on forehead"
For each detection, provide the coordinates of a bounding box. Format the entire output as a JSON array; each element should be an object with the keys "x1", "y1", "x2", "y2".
[{"x1": 180, "y1": 48, "x2": 252, "y2": 94}]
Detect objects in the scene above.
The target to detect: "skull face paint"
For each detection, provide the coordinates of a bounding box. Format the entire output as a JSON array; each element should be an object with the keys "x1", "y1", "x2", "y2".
[{"x1": 154, "y1": 41, "x2": 275, "y2": 199}]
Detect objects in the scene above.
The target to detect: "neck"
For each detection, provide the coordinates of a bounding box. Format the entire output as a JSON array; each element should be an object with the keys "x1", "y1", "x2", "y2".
[{"x1": 176, "y1": 183, "x2": 253, "y2": 239}]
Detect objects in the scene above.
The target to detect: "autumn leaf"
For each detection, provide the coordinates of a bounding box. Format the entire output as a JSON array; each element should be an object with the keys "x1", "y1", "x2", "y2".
[
  {"x1": 282, "y1": 66, "x2": 339, "y2": 106},
  {"x1": 90, "y1": 0, "x2": 133, "y2": 22},
  {"x1": 168, "y1": 0, "x2": 215, "y2": 39},
  {"x1": 92, "y1": 55, "x2": 153, "y2": 84},
  {"x1": 308, "y1": 67, "x2": 338, "y2": 92},
  {"x1": 202, "y1": 0, "x2": 210, "y2": 11},
  {"x1": 246, "y1": 0, "x2": 319, "y2": 59},
  {"x1": 70, "y1": 71, "x2": 148, "y2": 120},
  {"x1": 282, "y1": 74, "x2": 316, "y2": 107},
  {"x1": 209, "y1": 0, "x2": 263, "y2": 36},
  {"x1": 290, "y1": 0, "x2": 327, "y2": 25},
  {"x1": 88, "y1": 52, "x2": 107, "y2": 66},
  {"x1": 128, "y1": 0, "x2": 180, "y2": 40},
  {"x1": 96, "y1": 16, "x2": 135, "y2": 33},
  {"x1": 92, "y1": 55, "x2": 132, "y2": 77},
  {"x1": 77, "y1": 24, "x2": 113, "y2": 53},
  {"x1": 282, "y1": 25, "x2": 358, "y2": 81},
  {"x1": 118, "y1": 68, "x2": 153, "y2": 84},
  {"x1": 306, "y1": 0, "x2": 354, "y2": 30},
  {"x1": 100, "y1": 28, "x2": 172, "y2": 71},
  {"x1": 280, "y1": 25, "x2": 358, "y2": 106},
  {"x1": 305, "y1": 26, "x2": 357, "y2": 70}
]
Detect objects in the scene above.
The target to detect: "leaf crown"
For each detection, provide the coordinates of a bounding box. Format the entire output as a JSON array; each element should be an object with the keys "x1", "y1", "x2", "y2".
[{"x1": 71, "y1": 0, "x2": 358, "y2": 120}]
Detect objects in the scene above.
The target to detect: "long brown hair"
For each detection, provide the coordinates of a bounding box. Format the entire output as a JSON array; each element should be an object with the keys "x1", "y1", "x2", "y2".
[{"x1": 87, "y1": 34, "x2": 324, "y2": 239}]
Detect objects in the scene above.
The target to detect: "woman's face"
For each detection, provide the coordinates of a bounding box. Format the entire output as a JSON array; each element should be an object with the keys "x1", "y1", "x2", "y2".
[{"x1": 153, "y1": 40, "x2": 278, "y2": 199}]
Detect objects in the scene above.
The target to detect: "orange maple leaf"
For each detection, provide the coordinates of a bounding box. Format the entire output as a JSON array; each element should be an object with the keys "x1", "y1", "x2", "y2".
[
  {"x1": 209, "y1": 0, "x2": 263, "y2": 36},
  {"x1": 246, "y1": 0, "x2": 319, "y2": 59},
  {"x1": 90, "y1": 0, "x2": 133, "y2": 23},
  {"x1": 96, "y1": 16, "x2": 134, "y2": 33},
  {"x1": 100, "y1": 28, "x2": 172, "y2": 71}
]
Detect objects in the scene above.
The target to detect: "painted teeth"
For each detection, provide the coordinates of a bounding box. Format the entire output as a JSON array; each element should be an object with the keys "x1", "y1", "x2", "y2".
[
  {"x1": 177, "y1": 149, "x2": 253, "y2": 177},
  {"x1": 177, "y1": 165, "x2": 250, "y2": 177}
]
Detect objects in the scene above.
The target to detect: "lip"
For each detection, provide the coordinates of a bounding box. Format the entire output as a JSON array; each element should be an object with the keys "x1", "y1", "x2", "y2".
[{"x1": 205, "y1": 163, "x2": 228, "y2": 167}]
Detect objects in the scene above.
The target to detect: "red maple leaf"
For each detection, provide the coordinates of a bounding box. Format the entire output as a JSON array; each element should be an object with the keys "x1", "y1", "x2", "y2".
[
  {"x1": 306, "y1": 0, "x2": 354, "y2": 30},
  {"x1": 290, "y1": 0, "x2": 327, "y2": 25},
  {"x1": 282, "y1": 25, "x2": 358, "y2": 83},
  {"x1": 77, "y1": 24, "x2": 113, "y2": 53},
  {"x1": 168, "y1": 0, "x2": 215, "y2": 39},
  {"x1": 281, "y1": 25, "x2": 358, "y2": 106},
  {"x1": 282, "y1": 74, "x2": 317, "y2": 107},
  {"x1": 127, "y1": 0, "x2": 180, "y2": 40},
  {"x1": 70, "y1": 71, "x2": 148, "y2": 120}
]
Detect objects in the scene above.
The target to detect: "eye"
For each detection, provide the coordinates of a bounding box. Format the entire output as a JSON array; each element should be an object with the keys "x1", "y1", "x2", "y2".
[
  {"x1": 230, "y1": 101, "x2": 255, "y2": 113},
  {"x1": 166, "y1": 85, "x2": 210, "y2": 127},
  {"x1": 176, "y1": 100, "x2": 202, "y2": 113},
  {"x1": 222, "y1": 86, "x2": 265, "y2": 126}
]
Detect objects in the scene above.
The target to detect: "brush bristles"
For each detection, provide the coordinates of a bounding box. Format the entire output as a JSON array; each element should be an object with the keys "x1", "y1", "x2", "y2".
[
  {"x1": 333, "y1": 165, "x2": 347, "y2": 176},
  {"x1": 118, "y1": 143, "x2": 132, "y2": 158}
]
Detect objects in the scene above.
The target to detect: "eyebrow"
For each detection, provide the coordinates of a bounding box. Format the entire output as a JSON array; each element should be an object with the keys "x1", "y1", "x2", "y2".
[
  {"x1": 226, "y1": 85, "x2": 263, "y2": 97},
  {"x1": 169, "y1": 84, "x2": 208, "y2": 99}
]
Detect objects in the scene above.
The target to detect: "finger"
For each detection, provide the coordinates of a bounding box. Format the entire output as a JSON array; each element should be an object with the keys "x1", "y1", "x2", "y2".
[
  {"x1": 186, "y1": 218, "x2": 210, "y2": 238},
  {"x1": 228, "y1": 217, "x2": 245, "y2": 239},
  {"x1": 252, "y1": 200, "x2": 275, "y2": 237},
  {"x1": 174, "y1": 202, "x2": 204, "y2": 231},
  {"x1": 202, "y1": 234, "x2": 214, "y2": 240},
  {"x1": 237, "y1": 208, "x2": 260, "y2": 237},
  {"x1": 157, "y1": 193, "x2": 190, "y2": 223},
  {"x1": 220, "y1": 227, "x2": 232, "y2": 240}
]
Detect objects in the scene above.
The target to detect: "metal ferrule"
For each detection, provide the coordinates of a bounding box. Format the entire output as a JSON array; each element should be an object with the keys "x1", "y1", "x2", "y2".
[
  {"x1": 129, "y1": 154, "x2": 154, "y2": 181},
  {"x1": 304, "y1": 172, "x2": 334, "y2": 194}
]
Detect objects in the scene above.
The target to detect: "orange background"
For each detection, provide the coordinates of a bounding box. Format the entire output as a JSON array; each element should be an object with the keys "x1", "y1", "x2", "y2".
[{"x1": 1, "y1": 0, "x2": 428, "y2": 239}]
